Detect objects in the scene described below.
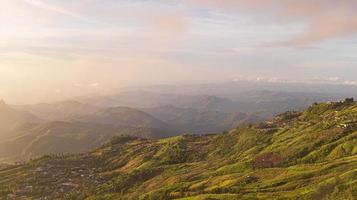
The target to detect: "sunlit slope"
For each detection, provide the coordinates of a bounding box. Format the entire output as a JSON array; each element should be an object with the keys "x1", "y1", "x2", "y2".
[{"x1": 0, "y1": 100, "x2": 356, "y2": 199}]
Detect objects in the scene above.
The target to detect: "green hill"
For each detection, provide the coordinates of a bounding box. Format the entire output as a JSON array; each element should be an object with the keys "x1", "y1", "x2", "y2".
[{"x1": 0, "y1": 100, "x2": 356, "y2": 199}]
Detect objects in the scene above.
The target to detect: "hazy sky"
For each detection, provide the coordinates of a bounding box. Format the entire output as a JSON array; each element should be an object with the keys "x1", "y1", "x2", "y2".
[{"x1": 1, "y1": 0, "x2": 357, "y2": 103}]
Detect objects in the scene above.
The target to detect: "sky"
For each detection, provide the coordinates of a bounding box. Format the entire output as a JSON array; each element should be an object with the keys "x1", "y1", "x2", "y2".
[{"x1": 1, "y1": 0, "x2": 357, "y2": 104}]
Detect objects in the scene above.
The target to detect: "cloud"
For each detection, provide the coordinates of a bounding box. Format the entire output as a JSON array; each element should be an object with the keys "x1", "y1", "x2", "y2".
[
  {"x1": 312, "y1": 76, "x2": 340, "y2": 82},
  {"x1": 343, "y1": 80, "x2": 357, "y2": 86},
  {"x1": 22, "y1": 0, "x2": 189, "y2": 34},
  {"x1": 23, "y1": 0, "x2": 87, "y2": 21},
  {"x1": 89, "y1": 82, "x2": 99, "y2": 87},
  {"x1": 149, "y1": 12, "x2": 187, "y2": 33},
  {"x1": 188, "y1": 0, "x2": 357, "y2": 46}
]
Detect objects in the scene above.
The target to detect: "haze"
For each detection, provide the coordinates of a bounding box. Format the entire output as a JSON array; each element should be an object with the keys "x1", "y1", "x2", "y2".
[{"x1": 1, "y1": 0, "x2": 357, "y2": 104}]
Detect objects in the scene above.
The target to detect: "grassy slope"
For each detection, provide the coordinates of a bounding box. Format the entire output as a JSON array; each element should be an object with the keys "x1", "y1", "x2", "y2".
[{"x1": 0, "y1": 101, "x2": 356, "y2": 200}]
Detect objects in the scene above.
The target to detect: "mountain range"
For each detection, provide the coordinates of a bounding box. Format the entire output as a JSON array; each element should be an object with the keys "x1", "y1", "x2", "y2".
[
  {"x1": 1, "y1": 86, "x2": 355, "y2": 162},
  {"x1": 0, "y1": 101, "x2": 178, "y2": 162},
  {"x1": 142, "y1": 105, "x2": 263, "y2": 134},
  {"x1": 14, "y1": 100, "x2": 100, "y2": 121},
  {"x1": 0, "y1": 99, "x2": 355, "y2": 199},
  {"x1": 0, "y1": 100, "x2": 41, "y2": 140}
]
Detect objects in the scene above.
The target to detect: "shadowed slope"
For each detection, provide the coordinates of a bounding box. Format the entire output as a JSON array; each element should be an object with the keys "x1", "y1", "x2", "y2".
[
  {"x1": 0, "y1": 100, "x2": 41, "y2": 140},
  {"x1": 0, "y1": 100, "x2": 356, "y2": 199}
]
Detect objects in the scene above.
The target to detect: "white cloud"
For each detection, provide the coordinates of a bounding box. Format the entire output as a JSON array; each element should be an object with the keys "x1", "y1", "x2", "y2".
[
  {"x1": 343, "y1": 81, "x2": 357, "y2": 86},
  {"x1": 89, "y1": 83, "x2": 99, "y2": 87},
  {"x1": 312, "y1": 76, "x2": 340, "y2": 82}
]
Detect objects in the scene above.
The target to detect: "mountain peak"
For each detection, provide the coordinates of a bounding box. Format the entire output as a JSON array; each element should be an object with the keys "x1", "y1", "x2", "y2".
[
  {"x1": 0, "y1": 99, "x2": 6, "y2": 105},
  {"x1": 0, "y1": 100, "x2": 356, "y2": 199},
  {"x1": 0, "y1": 99, "x2": 9, "y2": 110}
]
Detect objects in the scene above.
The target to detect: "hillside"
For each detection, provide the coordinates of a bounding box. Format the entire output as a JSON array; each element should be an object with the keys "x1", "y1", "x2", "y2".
[
  {"x1": 0, "y1": 118, "x2": 177, "y2": 162},
  {"x1": 142, "y1": 105, "x2": 263, "y2": 134},
  {"x1": 0, "y1": 121, "x2": 121, "y2": 161},
  {"x1": 13, "y1": 98, "x2": 264, "y2": 135},
  {"x1": 0, "y1": 100, "x2": 41, "y2": 140},
  {"x1": 0, "y1": 100, "x2": 356, "y2": 199},
  {"x1": 0, "y1": 106, "x2": 178, "y2": 162},
  {"x1": 77, "y1": 106, "x2": 178, "y2": 138},
  {"x1": 78, "y1": 107, "x2": 175, "y2": 132}
]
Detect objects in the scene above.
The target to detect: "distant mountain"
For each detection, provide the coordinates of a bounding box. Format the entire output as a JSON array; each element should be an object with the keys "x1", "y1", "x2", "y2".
[
  {"x1": 78, "y1": 91, "x2": 244, "y2": 113},
  {"x1": 1, "y1": 100, "x2": 355, "y2": 199},
  {"x1": 0, "y1": 106, "x2": 179, "y2": 161},
  {"x1": 0, "y1": 100, "x2": 41, "y2": 140},
  {"x1": 15, "y1": 100, "x2": 178, "y2": 136},
  {"x1": 16, "y1": 93, "x2": 270, "y2": 134},
  {"x1": 77, "y1": 89, "x2": 345, "y2": 132},
  {"x1": 121, "y1": 81, "x2": 357, "y2": 100},
  {"x1": 14, "y1": 100, "x2": 101, "y2": 121},
  {"x1": 142, "y1": 105, "x2": 263, "y2": 133},
  {"x1": 78, "y1": 107, "x2": 175, "y2": 131},
  {"x1": 176, "y1": 95, "x2": 240, "y2": 113},
  {"x1": 77, "y1": 88, "x2": 348, "y2": 118},
  {"x1": 77, "y1": 91, "x2": 219, "y2": 108},
  {"x1": 77, "y1": 106, "x2": 178, "y2": 138},
  {"x1": 0, "y1": 121, "x2": 118, "y2": 160},
  {"x1": 0, "y1": 120, "x2": 175, "y2": 161}
]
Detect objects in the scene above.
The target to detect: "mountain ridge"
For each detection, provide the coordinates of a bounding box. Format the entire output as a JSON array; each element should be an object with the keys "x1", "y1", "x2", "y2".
[
  {"x1": 0, "y1": 99, "x2": 355, "y2": 199},
  {"x1": 0, "y1": 104, "x2": 179, "y2": 162},
  {"x1": 0, "y1": 100, "x2": 41, "y2": 140}
]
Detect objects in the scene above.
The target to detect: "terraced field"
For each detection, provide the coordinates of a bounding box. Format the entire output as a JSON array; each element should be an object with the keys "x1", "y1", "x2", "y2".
[{"x1": 0, "y1": 100, "x2": 356, "y2": 199}]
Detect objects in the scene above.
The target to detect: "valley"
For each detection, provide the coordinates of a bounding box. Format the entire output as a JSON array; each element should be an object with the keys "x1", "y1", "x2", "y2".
[
  {"x1": 2, "y1": 1, "x2": 357, "y2": 199},
  {"x1": 0, "y1": 100, "x2": 356, "y2": 199}
]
